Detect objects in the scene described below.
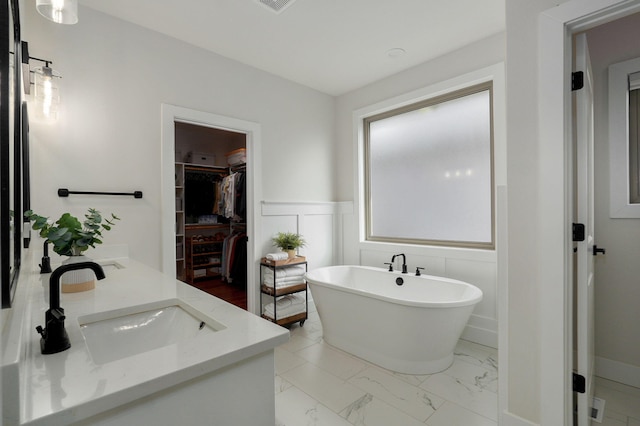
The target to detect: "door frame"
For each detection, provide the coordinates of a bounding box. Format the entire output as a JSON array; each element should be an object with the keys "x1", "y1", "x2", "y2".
[
  {"x1": 538, "y1": 0, "x2": 640, "y2": 424},
  {"x1": 160, "y1": 104, "x2": 262, "y2": 314}
]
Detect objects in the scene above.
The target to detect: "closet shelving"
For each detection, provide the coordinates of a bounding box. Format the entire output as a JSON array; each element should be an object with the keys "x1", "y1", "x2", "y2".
[
  {"x1": 175, "y1": 162, "x2": 227, "y2": 281},
  {"x1": 175, "y1": 160, "x2": 247, "y2": 285},
  {"x1": 185, "y1": 234, "x2": 225, "y2": 282},
  {"x1": 175, "y1": 162, "x2": 186, "y2": 281}
]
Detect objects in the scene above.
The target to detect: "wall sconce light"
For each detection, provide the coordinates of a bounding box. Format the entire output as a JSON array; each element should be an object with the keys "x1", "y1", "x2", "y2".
[
  {"x1": 32, "y1": 65, "x2": 61, "y2": 122},
  {"x1": 21, "y1": 42, "x2": 62, "y2": 122},
  {"x1": 36, "y1": 0, "x2": 78, "y2": 25}
]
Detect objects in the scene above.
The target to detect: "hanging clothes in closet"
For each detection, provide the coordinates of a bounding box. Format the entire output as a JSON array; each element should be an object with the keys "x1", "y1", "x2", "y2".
[
  {"x1": 217, "y1": 171, "x2": 246, "y2": 222},
  {"x1": 221, "y1": 231, "x2": 247, "y2": 287},
  {"x1": 184, "y1": 169, "x2": 223, "y2": 223}
]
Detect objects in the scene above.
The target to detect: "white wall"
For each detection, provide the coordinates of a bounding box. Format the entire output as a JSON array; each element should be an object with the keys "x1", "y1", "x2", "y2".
[
  {"x1": 334, "y1": 32, "x2": 506, "y2": 349},
  {"x1": 586, "y1": 12, "x2": 640, "y2": 384},
  {"x1": 334, "y1": 32, "x2": 506, "y2": 202},
  {"x1": 22, "y1": 4, "x2": 335, "y2": 270},
  {"x1": 505, "y1": 0, "x2": 574, "y2": 423}
]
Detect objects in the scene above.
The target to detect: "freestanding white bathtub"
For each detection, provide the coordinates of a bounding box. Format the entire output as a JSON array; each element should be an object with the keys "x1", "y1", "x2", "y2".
[{"x1": 305, "y1": 265, "x2": 482, "y2": 374}]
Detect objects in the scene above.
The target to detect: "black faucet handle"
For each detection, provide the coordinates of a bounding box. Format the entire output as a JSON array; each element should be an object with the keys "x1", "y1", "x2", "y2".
[
  {"x1": 384, "y1": 262, "x2": 393, "y2": 272},
  {"x1": 415, "y1": 267, "x2": 425, "y2": 276}
]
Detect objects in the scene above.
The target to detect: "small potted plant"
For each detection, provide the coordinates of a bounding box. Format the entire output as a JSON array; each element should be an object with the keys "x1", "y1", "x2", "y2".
[
  {"x1": 25, "y1": 208, "x2": 120, "y2": 292},
  {"x1": 272, "y1": 232, "x2": 306, "y2": 259}
]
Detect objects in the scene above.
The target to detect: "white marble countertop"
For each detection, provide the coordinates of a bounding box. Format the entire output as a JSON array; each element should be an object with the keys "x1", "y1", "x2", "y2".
[{"x1": 2, "y1": 248, "x2": 289, "y2": 426}]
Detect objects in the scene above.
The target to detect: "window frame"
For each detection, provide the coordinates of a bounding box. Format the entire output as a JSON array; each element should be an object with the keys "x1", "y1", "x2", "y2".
[
  {"x1": 362, "y1": 81, "x2": 495, "y2": 249},
  {"x1": 630, "y1": 87, "x2": 640, "y2": 203},
  {"x1": 608, "y1": 57, "x2": 640, "y2": 217}
]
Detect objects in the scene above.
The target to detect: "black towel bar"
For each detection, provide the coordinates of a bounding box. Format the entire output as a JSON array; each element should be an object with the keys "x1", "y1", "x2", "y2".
[{"x1": 57, "y1": 188, "x2": 143, "y2": 199}]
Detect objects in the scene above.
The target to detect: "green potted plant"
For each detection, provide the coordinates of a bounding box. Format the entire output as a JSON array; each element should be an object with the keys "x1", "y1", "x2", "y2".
[
  {"x1": 25, "y1": 208, "x2": 120, "y2": 292},
  {"x1": 272, "y1": 232, "x2": 306, "y2": 259}
]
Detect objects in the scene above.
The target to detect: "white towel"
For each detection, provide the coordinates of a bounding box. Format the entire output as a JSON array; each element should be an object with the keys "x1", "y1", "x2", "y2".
[
  {"x1": 263, "y1": 276, "x2": 305, "y2": 289},
  {"x1": 266, "y1": 252, "x2": 288, "y2": 261},
  {"x1": 263, "y1": 294, "x2": 305, "y2": 319},
  {"x1": 263, "y1": 265, "x2": 306, "y2": 280}
]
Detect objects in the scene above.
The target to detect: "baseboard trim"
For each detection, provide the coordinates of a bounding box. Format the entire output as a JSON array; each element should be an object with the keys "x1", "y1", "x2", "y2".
[
  {"x1": 501, "y1": 411, "x2": 539, "y2": 426},
  {"x1": 596, "y1": 356, "x2": 640, "y2": 388},
  {"x1": 461, "y1": 324, "x2": 498, "y2": 349}
]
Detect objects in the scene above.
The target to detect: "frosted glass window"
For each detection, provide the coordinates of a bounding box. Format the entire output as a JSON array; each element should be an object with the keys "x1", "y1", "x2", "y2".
[{"x1": 364, "y1": 82, "x2": 494, "y2": 248}]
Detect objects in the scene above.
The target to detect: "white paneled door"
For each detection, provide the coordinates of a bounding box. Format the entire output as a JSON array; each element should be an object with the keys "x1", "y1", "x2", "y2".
[{"x1": 575, "y1": 32, "x2": 597, "y2": 426}]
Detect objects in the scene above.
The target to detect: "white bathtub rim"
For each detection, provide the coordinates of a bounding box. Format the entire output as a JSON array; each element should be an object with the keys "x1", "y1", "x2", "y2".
[{"x1": 305, "y1": 265, "x2": 483, "y2": 309}]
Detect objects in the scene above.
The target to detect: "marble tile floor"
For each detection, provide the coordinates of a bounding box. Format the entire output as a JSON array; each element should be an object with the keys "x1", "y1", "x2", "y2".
[
  {"x1": 595, "y1": 376, "x2": 640, "y2": 426},
  {"x1": 273, "y1": 301, "x2": 640, "y2": 426},
  {"x1": 274, "y1": 300, "x2": 498, "y2": 426}
]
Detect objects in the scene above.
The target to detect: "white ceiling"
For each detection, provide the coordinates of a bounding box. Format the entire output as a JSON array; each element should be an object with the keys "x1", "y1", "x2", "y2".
[{"x1": 77, "y1": 0, "x2": 505, "y2": 96}]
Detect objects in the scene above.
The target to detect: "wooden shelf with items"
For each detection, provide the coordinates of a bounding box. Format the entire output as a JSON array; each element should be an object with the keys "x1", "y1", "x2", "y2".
[
  {"x1": 185, "y1": 223, "x2": 229, "y2": 231},
  {"x1": 260, "y1": 257, "x2": 308, "y2": 327},
  {"x1": 184, "y1": 164, "x2": 227, "y2": 173},
  {"x1": 185, "y1": 236, "x2": 225, "y2": 284},
  {"x1": 261, "y1": 255, "x2": 306, "y2": 267},
  {"x1": 260, "y1": 282, "x2": 307, "y2": 297},
  {"x1": 264, "y1": 312, "x2": 307, "y2": 327}
]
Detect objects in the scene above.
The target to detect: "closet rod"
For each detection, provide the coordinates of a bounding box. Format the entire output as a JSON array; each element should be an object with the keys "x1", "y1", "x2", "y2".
[{"x1": 58, "y1": 188, "x2": 143, "y2": 199}]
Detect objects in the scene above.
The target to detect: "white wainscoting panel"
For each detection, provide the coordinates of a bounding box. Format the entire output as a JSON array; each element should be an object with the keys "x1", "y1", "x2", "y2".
[
  {"x1": 260, "y1": 214, "x2": 298, "y2": 257},
  {"x1": 303, "y1": 214, "x2": 335, "y2": 269},
  {"x1": 446, "y1": 258, "x2": 497, "y2": 320},
  {"x1": 261, "y1": 201, "x2": 352, "y2": 270}
]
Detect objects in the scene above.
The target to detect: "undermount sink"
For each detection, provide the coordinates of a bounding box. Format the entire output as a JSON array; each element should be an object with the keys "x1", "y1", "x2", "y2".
[{"x1": 78, "y1": 299, "x2": 226, "y2": 365}]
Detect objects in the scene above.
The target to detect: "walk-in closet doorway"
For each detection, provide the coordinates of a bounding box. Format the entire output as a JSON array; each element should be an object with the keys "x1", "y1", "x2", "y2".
[
  {"x1": 161, "y1": 104, "x2": 262, "y2": 314},
  {"x1": 175, "y1": 123, "x2": 248, "y2": 309}
]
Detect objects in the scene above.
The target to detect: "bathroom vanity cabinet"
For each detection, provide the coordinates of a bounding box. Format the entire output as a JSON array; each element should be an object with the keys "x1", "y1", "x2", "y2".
[
  {"x1": 1, "y1": 248, "x2": 288, "y2": 426},
  {"x1": 260, "y1": 257, "x2": 308, "y2": 327}
]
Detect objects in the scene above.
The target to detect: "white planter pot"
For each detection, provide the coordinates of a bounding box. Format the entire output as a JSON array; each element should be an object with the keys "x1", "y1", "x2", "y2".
[{"x1": 61, "y1": 254, "x2": 96, "y2": 293}]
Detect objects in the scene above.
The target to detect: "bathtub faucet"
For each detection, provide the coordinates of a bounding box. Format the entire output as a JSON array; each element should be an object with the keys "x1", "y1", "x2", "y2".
[{"x1": 391, "y1": 254, "x2": 407, "y2": 274}]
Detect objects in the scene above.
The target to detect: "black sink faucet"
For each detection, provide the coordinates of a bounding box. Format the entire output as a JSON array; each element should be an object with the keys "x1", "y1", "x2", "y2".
[
  {"x1": 36, "y1": 262, "x2": 106, "y2": 355},
  {"x1": 391, "y1": 253, "x2": 407, "y2": 274}
]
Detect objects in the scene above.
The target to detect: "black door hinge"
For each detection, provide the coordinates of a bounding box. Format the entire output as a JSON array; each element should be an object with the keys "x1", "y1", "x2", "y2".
[
  {"x1": 572, "y1": 71, "x2": 584, "y2": 91},
  {"x1": 573, "y1": 223, "x2": 585, "y2": 242},
  {"x1": 573, "y1": 373, "x2": 586, "y2": 393}
]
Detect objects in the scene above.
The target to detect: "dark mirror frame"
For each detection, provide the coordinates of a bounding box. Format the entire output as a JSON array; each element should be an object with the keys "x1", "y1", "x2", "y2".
[
  {"x1": 1, "y1": 0, "x2": 23, "y2": 308},
  {"x1": 22, "y1": 100, "x2": 29, "y2": 249}
]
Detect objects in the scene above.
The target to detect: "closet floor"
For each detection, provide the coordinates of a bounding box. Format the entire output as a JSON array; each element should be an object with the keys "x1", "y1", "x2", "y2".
[{"x1": 190, "y1": 278, "x2": 247, "y2": 310}]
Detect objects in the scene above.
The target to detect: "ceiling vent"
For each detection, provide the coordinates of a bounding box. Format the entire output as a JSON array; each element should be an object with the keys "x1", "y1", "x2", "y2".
[{"x1": 256, "y1": 0, "x2": 297, "y2": 14}]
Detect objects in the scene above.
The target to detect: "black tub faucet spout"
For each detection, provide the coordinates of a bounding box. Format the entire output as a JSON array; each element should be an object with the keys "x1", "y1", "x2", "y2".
[
  {"x1": 391, "y1": 253, "x2": 407, "y2": 274},
  {"x1": 36, "y1": 262, "x2": 106, "y2": 355}
]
